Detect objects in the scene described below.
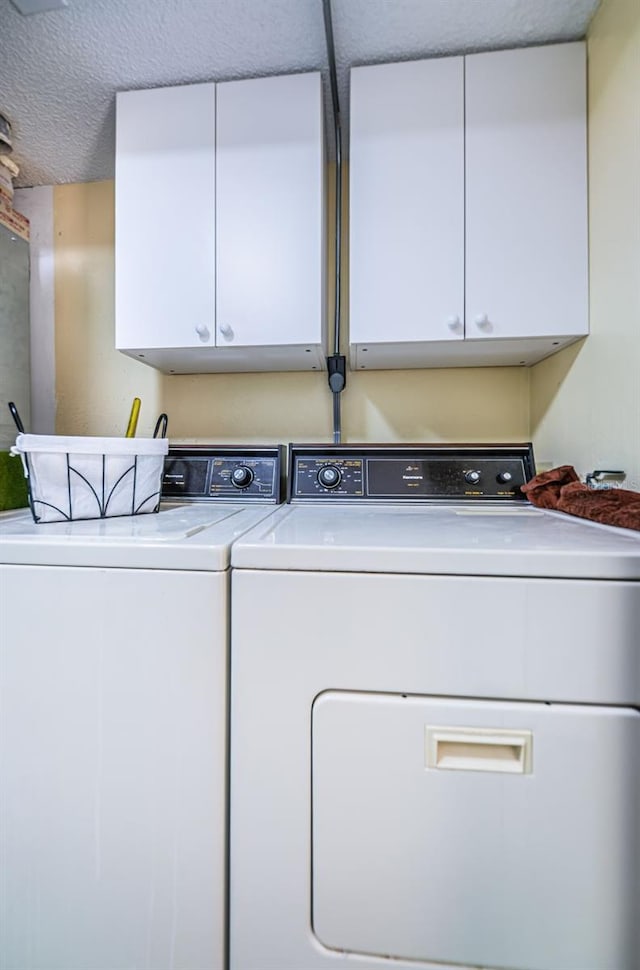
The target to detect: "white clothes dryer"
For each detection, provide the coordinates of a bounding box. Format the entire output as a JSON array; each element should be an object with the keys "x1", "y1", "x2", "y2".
[
  {"x1": 0, "y1": 445, "x2": 283, "y2": 970},
  {"x1": 229, "y1": 444, "x2": 640, "y2": 970}
]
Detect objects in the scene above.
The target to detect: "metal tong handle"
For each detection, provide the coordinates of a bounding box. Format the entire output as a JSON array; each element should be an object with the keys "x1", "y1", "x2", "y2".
[
  {"x1": 153, "y1": 413, "x2": 168, "y2": 439},
  {"x1": 8, "y1": 401, "x2": 25, "y2": 434}
]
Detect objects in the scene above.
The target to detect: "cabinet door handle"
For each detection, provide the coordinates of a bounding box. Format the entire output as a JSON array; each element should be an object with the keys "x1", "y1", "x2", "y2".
[
  {"x1": 195, "y1": 324, "x2": 211, "y2": 342},
  {"x1": 446, "y1": 315, "x2": 463, "y2": 334},
  {"x1": 474, "y1": 314, "x2": 492, "y2": 331},
  {"x1": 219, "y1": 324, "x2": 235, "y2": 342}
]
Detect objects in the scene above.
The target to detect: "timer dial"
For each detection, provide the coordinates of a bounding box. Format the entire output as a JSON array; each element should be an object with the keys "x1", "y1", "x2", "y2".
[
  {"x1": 231, "y1": 466, "x2": 254, "y2": 489},
  {"x1": 317, "y1": 465, "x2": 342, "y2": 489}
]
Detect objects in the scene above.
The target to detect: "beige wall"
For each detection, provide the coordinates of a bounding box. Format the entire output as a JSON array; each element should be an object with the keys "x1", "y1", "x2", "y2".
[
  {"x1": 54, "y1": 2, "x2": 638, "y2": 462},
  {"x1": 53, "y1": 175, "x2": 530, "y2": 445},
  {"x1": 55, "y1": 181, "x2": 162, "y2": 438},
  {"x1": 531, "y1": 0, "x2": 640, "y2": 488}
]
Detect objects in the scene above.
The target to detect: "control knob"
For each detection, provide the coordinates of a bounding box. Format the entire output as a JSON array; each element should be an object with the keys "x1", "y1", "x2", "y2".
[
  {"x1": 317, "y1": 465, "x2": 342, "y2": 489},
  {"x1": 231, "y1": 465, "x2": 254, "y2": 489},
  {"x1": 497, "y1": 471, "x2": 513, "y2": 484},
  {"x1": 464, "y1": 470, "x2": 482, "y2": 485}
]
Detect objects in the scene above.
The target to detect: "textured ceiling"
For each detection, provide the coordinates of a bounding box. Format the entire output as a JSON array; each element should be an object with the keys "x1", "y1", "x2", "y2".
[{"x1": 0, "y1": 0, "x2": 600, "y2": 187}]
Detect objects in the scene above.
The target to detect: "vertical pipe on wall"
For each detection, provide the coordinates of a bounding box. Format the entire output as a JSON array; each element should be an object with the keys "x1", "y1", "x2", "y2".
[{"x1": 322, "y1": 0, "x2": 346, "y2": 443}]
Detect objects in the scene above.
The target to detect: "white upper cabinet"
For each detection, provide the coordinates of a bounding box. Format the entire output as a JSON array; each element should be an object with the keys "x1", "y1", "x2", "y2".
[
  {"x1": 349, "y1": 58, "x2": 465, "y2": 349},
  {"x1": 216, "y1": 73, "x2": 325, "y2": 355},
  {"x1": 115, "y1": 73, "x2": 325, "y2": 374},
  {"x1": 116, "y1": 84, "x2": 216, "y2": 354},
  {"x1": 349, "y1": 42, "x2": 588, "y2": 371},
  {"x1": 465, "y1": 43, "x2": 588, "y2": 344}
]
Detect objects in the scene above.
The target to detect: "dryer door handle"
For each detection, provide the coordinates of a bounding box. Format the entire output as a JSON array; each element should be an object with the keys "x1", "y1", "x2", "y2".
[{"x1": 425, "y1": 726, "x2": 533, "y2": 774}]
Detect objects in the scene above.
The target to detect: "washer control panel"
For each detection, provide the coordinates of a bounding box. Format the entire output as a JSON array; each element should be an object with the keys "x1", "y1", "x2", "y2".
[
  {"x1": 289, "y1": 444, "x2": 535, "y2": 502},
  {"x1": 162, "y1": 446, "x2": 284, "y2": 503}
]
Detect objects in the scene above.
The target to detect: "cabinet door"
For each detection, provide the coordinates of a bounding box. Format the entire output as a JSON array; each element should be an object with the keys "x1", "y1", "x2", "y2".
[
  {"x1": 115, "y1": 84, "x2": 216, "y2": 351},
  {"x1": 216, "y1": 72, "x2": 324, "y2": 352},
  {"x1": 349, "y1": 58, "x2": 464, "y2": 350},
  {"x1": 465, "y1": 43, "x2": 588, "y2": 341}
]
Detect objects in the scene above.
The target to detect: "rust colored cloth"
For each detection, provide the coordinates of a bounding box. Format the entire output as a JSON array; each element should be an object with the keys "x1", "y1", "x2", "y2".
[
  {"x1": 520, "y1": 465, "x2": 580, "y2": 509},
  {"x1": 521, "y1": 466, "x2": 640, "y2": 532}
]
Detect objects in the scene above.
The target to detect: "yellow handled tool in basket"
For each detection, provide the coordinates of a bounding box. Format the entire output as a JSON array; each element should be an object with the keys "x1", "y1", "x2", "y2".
[{"x1": 125, "y1": 397, "x2": 141, "y2": 437}]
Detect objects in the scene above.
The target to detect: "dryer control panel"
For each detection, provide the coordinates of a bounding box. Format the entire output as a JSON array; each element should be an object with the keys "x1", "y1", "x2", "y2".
[
  {"x1": 163, "y1": 446, "x2": 284, "y2": 503},
  {"x1": 288, "y1": 444, "x2": 535, "y2": 502}
]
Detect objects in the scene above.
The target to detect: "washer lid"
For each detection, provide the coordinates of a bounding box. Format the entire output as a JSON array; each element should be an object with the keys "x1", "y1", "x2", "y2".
[
  {"x1": 0, "y1": 503, "x2": 279, "y2": 570},
  {"x1": 230, "y1": 504, "x2": 640, "y2": 579}
]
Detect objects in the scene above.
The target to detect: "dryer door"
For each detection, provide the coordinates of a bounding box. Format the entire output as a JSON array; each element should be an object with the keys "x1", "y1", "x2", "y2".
[{"x1": 312, "y1": 691, "x2": 640, "y2": 970}]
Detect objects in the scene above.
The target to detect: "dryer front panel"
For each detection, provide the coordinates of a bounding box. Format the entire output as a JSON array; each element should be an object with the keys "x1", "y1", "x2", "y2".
[
  {"x1": 312, "y1": 691, "x2": 640, "y2": 970},
  {"x1": 229, "y1": 568, "x2": 640, "y2": 970}
]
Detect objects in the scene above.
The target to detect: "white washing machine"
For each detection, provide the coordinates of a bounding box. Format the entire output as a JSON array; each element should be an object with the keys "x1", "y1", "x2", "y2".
[
  {"x1": 0, "y1": 445, "x2": 283, "y2": 970},
  {"x1": 229, "y1": 444, "x2": 640, "y2": 970}
]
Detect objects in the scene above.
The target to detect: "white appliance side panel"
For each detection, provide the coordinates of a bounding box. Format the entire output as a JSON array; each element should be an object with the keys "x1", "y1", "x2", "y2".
[
  {"x1": 312, "y1": 692, "x2": 640, "y2": 970},
  {"x1": 349, "y1": 58, "x2": 464, "y2": 347},
  {"x1": 115, "y1": 83, "x2": 216, "y2": 351},
  {"x1": 216, "y1": 72, "x2": 325, "y2": 351},
  {"x1": 229, "y1": 569, "x2": 640, "y2": 970},
  {"x1": 0, "y1": 564, "x2": 227, "y2": 970},
  {"x1": 465, "y1": 42, "x2": 588, "y2": 340}
]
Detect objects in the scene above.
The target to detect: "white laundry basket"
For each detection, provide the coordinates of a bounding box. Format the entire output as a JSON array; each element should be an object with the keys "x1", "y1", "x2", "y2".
[{"x1": 11, "y1": 434, "x2": 169, "y2": 524}]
